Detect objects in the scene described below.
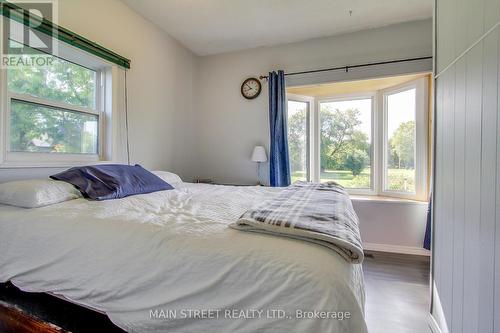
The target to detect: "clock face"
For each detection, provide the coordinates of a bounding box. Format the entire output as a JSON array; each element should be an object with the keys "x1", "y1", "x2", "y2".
[{"x1": 241, "y1": 78, "x2": 261, "y2": 99}]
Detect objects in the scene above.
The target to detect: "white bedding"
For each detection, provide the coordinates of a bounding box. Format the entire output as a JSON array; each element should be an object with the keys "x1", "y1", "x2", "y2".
[{"x1": 0, "y1": 183, "x2": 367, "y2": 333}]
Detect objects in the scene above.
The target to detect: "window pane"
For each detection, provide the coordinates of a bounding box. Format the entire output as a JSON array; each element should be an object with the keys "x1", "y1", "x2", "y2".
[
  {"x1": 10, "y1": 100, "x2": 98, "y2": 154},
  {"x1": 287, "y1": 100, "x2": 309, "y2": 182},
  {"x1": 385, "y1": 88, "x2": 416, "y2": 193},
  {"x1": 320, "y1": 99, "x2": 372, "y2": 189},
  {"x1": 7, "y1": 42, "x2": 96, "y2": 109}
]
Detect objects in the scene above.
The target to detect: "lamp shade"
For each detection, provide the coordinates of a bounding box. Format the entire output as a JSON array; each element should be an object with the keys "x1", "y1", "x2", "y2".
[{"x1": 251, "y1": 145, "x2": 267, "y2": 162}]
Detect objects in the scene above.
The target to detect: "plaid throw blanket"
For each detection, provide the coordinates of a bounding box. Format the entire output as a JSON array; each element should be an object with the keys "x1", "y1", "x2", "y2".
[{"x1": 232, "y1": 181, "x2": 364, "y2": 263}]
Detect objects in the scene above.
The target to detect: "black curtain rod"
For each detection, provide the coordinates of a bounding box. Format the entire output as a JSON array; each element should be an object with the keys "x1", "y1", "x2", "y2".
[
  {"x1": 259, "y1": 56, "x2": 432, "y2": 80},
  {"x1": 0, "y1": 1, "x2": 131, "y2": 68}
]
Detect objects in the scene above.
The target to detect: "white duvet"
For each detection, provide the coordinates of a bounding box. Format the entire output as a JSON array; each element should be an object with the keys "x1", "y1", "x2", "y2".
[{"x1": 0, "y1": 183, "x2": 366, "y2": 333}]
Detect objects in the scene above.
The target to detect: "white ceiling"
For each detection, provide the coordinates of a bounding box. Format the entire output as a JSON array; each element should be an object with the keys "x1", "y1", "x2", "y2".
[{"x1": 122, "y1": 0, "x2": 433, "y2": 56}]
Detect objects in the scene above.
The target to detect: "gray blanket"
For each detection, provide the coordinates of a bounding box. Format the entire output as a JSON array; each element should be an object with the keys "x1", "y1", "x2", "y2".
[{"x1": 231, "y1": 181, "x2": 364, "y2": 263}]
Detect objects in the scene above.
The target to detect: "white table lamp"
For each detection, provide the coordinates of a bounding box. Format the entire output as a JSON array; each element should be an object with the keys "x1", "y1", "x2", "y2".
[{"x1": 251, "y1": 145, "x2": 267, "y2": 185}]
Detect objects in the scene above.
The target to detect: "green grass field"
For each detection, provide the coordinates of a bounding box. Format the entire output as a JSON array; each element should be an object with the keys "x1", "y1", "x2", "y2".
[
  {"x1": 386, "y1": 168, "x2": 415, "y2": 192},
  {"x1": 292, "y1": 168, "x2": 415, "y2": 192}
]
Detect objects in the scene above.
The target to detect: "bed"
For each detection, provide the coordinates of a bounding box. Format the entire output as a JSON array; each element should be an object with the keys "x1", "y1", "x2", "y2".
[{"x1": 0, "y1": 181, "x2": 367, "y2": 333}]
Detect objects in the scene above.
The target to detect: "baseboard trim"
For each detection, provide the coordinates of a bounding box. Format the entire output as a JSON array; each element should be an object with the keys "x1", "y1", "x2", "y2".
[
  {"x1": 364, "y1": 242, "x2": 431, "y2": 256},
  {"x1": 428, "y1": 314, "x2": 443, "y2": 333}
]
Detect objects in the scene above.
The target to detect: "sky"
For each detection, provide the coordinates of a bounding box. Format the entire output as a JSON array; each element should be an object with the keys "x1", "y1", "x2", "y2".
[
  {"x1": 321, "y1": 98, "x2": 373, "y2": 142},
  {"x1": 386, "y1": 88, "x2": 416, "y2": 137}
]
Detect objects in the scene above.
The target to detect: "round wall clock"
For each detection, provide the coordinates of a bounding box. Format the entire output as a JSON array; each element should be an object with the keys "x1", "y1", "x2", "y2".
[{"x1": 241, "y1": 78, "x2": 262, "y2": 99}]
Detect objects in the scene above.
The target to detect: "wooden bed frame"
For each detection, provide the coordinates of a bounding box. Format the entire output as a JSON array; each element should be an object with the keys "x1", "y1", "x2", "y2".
[{"x1": 0, "y1": 282, "x2": 124, "y2": 332}]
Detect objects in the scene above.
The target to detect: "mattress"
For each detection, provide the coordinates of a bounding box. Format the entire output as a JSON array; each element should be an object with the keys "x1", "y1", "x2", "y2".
[{"x1": 0, "y1": 183, "x2": 367, "y2": 333}]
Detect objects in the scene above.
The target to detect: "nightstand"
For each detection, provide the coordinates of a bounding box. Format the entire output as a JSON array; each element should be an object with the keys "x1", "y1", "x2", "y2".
[
  {"x1": 194, "y1": 178, "x2": 262, "y2": 186},
  {"x1": 194, "y1": 178, "x2": 215, "y2": 184},
  {"x1": 214, "y1": 183, "x2": 261, "y2": 186}
]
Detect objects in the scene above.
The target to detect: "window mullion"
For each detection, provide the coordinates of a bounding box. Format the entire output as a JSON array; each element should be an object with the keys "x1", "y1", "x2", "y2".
[
  {"x1": 0, "y1": 68, "x2": 7, "y2": 164},
  {"x1": 374, "y1": 91, "x2": 382, "y2": 196},
  {"x1": 7, "y1": 92, "x2": 99, "y2": 116},
  {"x1": 312, "y1": 98, "x2": 320, "y2": 183}
]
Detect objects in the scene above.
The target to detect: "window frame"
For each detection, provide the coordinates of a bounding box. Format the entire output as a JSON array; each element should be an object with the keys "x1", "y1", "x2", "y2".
[
  {"x1": 286, "y1": 76, "x2": 429, "y2": 201},
  {"x1": 286, "y1": 93, "x2": 313, "y2": 182},
  {"x1": 380, "y1": 78, "x2": 428, "y2": 201},
  {"x1": 0, "y1": 34, "x2": 113, "y2": 168},
  {"x1": 316, "y1": 93, "x2": 377, "y2": 195}
]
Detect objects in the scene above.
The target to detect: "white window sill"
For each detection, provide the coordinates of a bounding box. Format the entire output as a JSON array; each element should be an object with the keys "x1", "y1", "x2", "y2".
[{"x1": 350, "y1": 194, "x2": 428, "y2": 205}]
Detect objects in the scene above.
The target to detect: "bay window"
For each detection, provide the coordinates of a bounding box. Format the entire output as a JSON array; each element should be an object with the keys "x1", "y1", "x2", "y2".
[{"x1": 287, "y1": 77, "x2": 429, "y2": 200}]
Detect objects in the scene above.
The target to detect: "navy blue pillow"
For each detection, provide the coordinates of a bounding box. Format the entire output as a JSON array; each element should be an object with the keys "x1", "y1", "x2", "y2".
[{"x1": 50, "y1": 164, "x2": 173, "y2": 200}]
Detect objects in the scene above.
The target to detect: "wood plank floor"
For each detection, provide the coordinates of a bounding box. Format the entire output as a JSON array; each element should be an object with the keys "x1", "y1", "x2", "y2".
[{"x1": 363, "y1": 251, "x2": 430, "y2": 333}]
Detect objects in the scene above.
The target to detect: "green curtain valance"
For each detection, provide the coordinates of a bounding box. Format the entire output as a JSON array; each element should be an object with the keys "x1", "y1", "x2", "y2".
[{"x1": 0, "y1": 1, "x2": 131, "y2": 69}]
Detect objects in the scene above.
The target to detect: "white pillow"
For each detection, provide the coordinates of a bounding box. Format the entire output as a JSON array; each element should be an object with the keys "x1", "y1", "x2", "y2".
[
  {"x1": 0, "y1": 179, "x2": 82, "y2": 208},
  {"x1": 151, "y1": 171, "x2": 183, "y2": 186}
]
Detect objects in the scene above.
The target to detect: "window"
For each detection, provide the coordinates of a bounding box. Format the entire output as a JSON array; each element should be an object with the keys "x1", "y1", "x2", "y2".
[
  {"x1": 319, "y1": 97, "x2": 373, "y2": 190},
  {"x1": 286, "y1": 76, "x2": 429, "y2": 200},
  {"x1": 0, "y1": 37, "x2": 113, "y2": 167},
  {"x1": 9, "y1": 100, "x2": 99, "y2": 154},
  {"x1": 287, "y1": 95, "x2": 311, "y2": 182},
  {"x1": 7, "y1": 42, "x2": 97, "y2": 109},
  {"x1": 7, "y1": 52, "x2": 100, "y2": 155},
  {"x1": 0, "y1": 6, "x2": 130, "y2": 168},
  {"x1": 381, "y1": 80, "x2": 428, "y2": 199}
]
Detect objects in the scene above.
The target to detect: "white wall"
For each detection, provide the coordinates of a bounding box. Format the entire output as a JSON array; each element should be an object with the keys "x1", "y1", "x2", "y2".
[
  {"x1": 432, "y1": 0, "x2": 500, "y2": 332},
  {"x1": 354, "y1": 200, "x2": 428, "y2": 254},
  {"x1": 0, "y1": 0, "x2": 199, "y2": 182}
]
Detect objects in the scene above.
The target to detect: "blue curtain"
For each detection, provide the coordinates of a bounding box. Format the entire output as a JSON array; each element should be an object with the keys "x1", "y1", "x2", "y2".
[
  {"x1": 423, "y1": 193, "x2": 432, "y2": 250},
  {"x1": 268, "y1": 70, "x2": 291, "y2": 187}
]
